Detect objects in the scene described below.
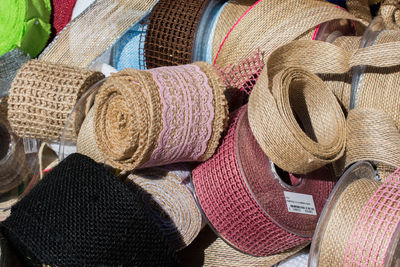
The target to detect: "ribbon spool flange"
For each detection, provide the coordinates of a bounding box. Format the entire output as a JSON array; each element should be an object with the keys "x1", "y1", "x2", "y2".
[{"x1": 193, "y1": 106, "x2": 337, "y2": 257}]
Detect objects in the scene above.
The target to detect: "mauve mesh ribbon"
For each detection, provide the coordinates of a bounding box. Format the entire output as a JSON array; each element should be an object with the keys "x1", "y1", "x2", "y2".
[
  {"x1": 52, "y1": 0, "x2": 77, "y2": 34},
  {"x1": 193, "y1": 106, "x2": 336, "y2": 256}
]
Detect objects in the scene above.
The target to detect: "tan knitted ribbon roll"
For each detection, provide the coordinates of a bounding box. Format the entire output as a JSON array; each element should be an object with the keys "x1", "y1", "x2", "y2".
[
  {"x1": 0, "y1": 105, "x2": 29, "y2": 194},
  {"x1": 144, "y1": 0, "x2": 210, "y2": 68},
  {"x1": 248, "y1": 66, "x2": 346, "y2": 174},
  {"x1": 379, "y1": 0, "x2": 400, "y2": 30},
  {"x1": 40, "y1": 0, "x2": 158, "y2": 68},
  {"x1": 7, "y1": 60, "x2": 104, "y2": 141},
  {"x1": 212, "y1": 0, "x2": 364, "y2": 70},
  {"x1": 309, "y1": 161, "x2": 380, "y2": 266},
  {"x1": 93, "y1": 62, "x2": 228, "y2": 170},
  {"x1": 123, "y1": 166, "x2": 203, "y2": 251}
]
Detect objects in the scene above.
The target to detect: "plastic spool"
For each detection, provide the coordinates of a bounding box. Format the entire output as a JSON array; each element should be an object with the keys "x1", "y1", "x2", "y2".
[
  {"x1": 192, "y1": 106, "x2": 336, "y2": 256},
  {"x1": 192, "y1": 0, "x2": 229, "y2": 63},
  {"x1": 350, "y1": 16, "x2": 385, "y2": 110},
  {"x1": 308, "y1": 161, "x2": 376, "y2": 267},
  {"x1": 59, "y1": 79, "x2": 106, "y2": 161},
  {"x1": 0, "y1": 109, "x2": 39, "y2": 221}
]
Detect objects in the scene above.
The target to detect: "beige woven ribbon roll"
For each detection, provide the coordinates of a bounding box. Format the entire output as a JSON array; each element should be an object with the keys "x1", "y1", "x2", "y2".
[
  {"x1": 179, "y1": 227, "x2": 309, "y2": 267},
  {"x1": 7, "y1": 60, "x2": 104, "y2": 141},
  {"x1": 123, "y1": 166, "x2": 203, "y2": 251},
  {"x1": 212, "y1": 0, "x2": 365, "y2": 70},
  {"x1": 248, "y1": 63, "x2": 346, "y2": 174},
  {"x1": 93, "y1": 62, "x2": 228, "y2": 170},
  {"x1": 379, "y1": 0, "x2": 400, "y2": 30},
  {"x1": 249, "y1": 35, "x2": 400, "y2": 174},
  {"x1": 39, "y1": 0, "x2": 158, "y2": 68},
  {"x1": 346, "y1": 0, "x2": 373, "y2": 26}
]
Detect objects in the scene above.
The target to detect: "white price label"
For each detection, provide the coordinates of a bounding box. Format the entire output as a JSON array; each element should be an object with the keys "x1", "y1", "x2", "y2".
[{"x1": 284, "y1": 191, "x2": 317, "y2": 215}]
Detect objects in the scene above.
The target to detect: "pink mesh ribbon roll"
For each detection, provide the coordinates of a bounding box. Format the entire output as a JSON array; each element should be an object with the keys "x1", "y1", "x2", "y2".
[
  {"x1": 344, "y1": 167, "x2": 400, "y2": 266},
  {"x1": 192, "y1": 105, "x2": 336, "y2": 256}
]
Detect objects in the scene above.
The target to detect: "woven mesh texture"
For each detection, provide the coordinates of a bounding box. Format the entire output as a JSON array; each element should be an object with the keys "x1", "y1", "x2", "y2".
[
  {"x1": 7, "y1": 59, "x2": 104, "y2": 141},
  {"x1": 380, "y1": 0, "x2": 400, "y2": 30},
  {"x1": 123, "y1": 166, "x2": 203, "y2": 251},
  {"x1": 0, "y1": 49, "x2": 30, "y2": 96},
  {"x1": 144, "y1": 0, "x2": 210, "y2": 68},
  {"x1": 51, "y1": 0, "x2": 77, "y2": 34},
  {"x1": 275, "y1": 248, "x2": 309, "y2": 266},
  {"x1": 1, "y1": 153, "x2": 180, "y2": 267},
  {"x1": 94, "y1": 62, "x2": 228, "y2": 170},
  {"x1": 193, "y1": 106, "x2": 312, "y2": 256}
]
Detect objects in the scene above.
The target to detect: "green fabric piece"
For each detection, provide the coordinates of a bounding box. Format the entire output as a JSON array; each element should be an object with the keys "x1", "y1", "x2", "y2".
[{"x1": 0, "y1": 0, "x2": 51, "y2": 58}]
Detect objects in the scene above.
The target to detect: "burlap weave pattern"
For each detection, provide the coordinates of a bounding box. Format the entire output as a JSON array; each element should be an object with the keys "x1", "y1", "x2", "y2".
[
  {"x1": 379, "y1": 0, "x2": 400, "y2": 29},
  {"x1": 94, "y1": 62, "x2": 228, "y2": 170},
  {"x1": 7, "y1": 60, "x2": 104, "y2": 141},
  {"x1": 123, "y1": 167, "x2": 203, "y2": 251},
  {"x1": 212, "y1": 0, "x2": 363, "y2": 69},
  {"x1": 40, "y1": 0, "x2": 158, "y2": 68},
  {"x1": 144, "y1": 0, "x2": 210, "y2": 68}
]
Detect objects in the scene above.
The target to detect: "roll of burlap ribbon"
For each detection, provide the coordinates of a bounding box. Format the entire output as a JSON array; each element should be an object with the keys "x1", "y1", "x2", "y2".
[
  {"x1": 0, "y1": 105, "x2": 29, "y2": 194},
  {"x1": 7, "y1": 60, "x2": 104, "y2": 141},
  {"x1": 379, "y1": 0, "x2": 400, "y2": 30},
  {"x1": 40, "y1": 0, "x2": 159, "y2": 68},
  {"x1": 211, "y1": 0, "x2": 365, "y2": 70},
  {"x1": 193, "y1": 106, "x2": 336, "y2": 256},
  {"x1": 179, "y1": 227, "x2": 309, "y2": 267},
  {"x1": 248, "y1": 26, "x2": 400, "y2": 174},
  {"x1": 93, "y1": 62, "x2": 228, "y2": 170},
  {"x1": 144, "y1": 0, "x2": 211, "y2": 68},
  {"x1": 310, "y1": 162, "x2": 400, "y2": 266},
  {"x1": 122, "y1": 165, "x2": 203, "y2": 251},
  {"x1": 346, "y1": 0, "x2": 373, "y2": 26}
]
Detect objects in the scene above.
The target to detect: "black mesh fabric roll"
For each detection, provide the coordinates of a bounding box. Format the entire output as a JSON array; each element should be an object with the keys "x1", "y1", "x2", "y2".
[{"x1": 1, "y1": 153, "x2": 180, "y2": 267}]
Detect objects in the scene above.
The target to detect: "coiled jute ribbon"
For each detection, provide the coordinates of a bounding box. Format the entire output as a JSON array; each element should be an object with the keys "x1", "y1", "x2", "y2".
[
  {"x1": 7, "y1": 59, "x2": 104, "y2": 141},
  {"x1": 93, "y1": 62, "x2": 228, "y2": 170},
  {"x1": 0, "y1": 104, "x2": 30, "y2": 194},
  {"x1": 39, "y1": 0, "x2": 159, "y2": 68},
  {"x1": 122, "y1": 165, "x2": 203, "y2": 251},
  {"x1": 144, "y1": 0, "x2": 211, "y2": 68},
  {"x1": 179, "y1": 226, "x2": 309, "y2": 267},
  {"x1": 309, "y1": 161, "x2": 400, "y2": 266},
  {"x1": 193, "y1": 106, "x2": 336, "y2": 256},
  {"x1": 211, "y1": 0, "x2": 366, "y2": 70},
  {"x1": 248, "y1": 26, "x2": 400, "y2": 174},
  {"x1": 379, "y1": 0, "x2": 400, "y2": 29}
]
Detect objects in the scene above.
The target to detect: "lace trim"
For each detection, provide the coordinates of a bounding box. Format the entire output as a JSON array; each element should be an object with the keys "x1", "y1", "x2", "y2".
[{"x1": 143, "y1": 64, "x2": 214, "y2": 167}]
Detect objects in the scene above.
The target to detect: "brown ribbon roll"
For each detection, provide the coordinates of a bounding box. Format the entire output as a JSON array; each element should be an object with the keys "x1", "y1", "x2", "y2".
[
  {"x1": 7, "y1": 60, "x2": 104, "y2": 141},
  {"x1": 93, "y1": 62, "x2": 228, "y2": 170},
  {"x1": 144, "y1": 0, "x2": 210, "y2": 68},
  {"x1": 379, "y1": 0, "x2": 400, "y2": 30}
]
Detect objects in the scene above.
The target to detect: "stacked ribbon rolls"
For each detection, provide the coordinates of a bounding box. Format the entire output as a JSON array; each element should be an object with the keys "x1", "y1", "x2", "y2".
[
  {"x1": 310, "y1": 162, "x2": 400, "y2": 266},
  {"x1": 93, "y1": 62, "x2": 228, "y2": 170},
  {"x1": 193, "y1": 106, "x2": 336, "y2": 256},
  {"x1": 7, "y1": 60, "x2": 104, "y2": 141},
  {"x1": 123, "y1": 165, "x2": 203, "y2": 250}
]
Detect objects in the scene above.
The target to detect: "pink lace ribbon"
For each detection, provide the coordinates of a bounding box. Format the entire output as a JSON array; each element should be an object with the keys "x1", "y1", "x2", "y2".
[{"x1": 142, "y1": 64, "x2": 214, "y2": 167}]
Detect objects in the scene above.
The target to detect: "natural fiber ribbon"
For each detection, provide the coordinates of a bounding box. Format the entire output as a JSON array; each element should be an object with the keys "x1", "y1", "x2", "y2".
[
  {"x1": 39, "y1": 0, "x2": 158, "y2": 68},
  {"x1": 346, "y1": 0, "x2": 373, "y2": 26},
  {"x1": 379, "y1": 0, "x2": 400, "y2": 30},
  {"x1": 248, "y1": 36, "x2": 400, "y2": 173},
  {"x1": 7, "y1": 59, "x2": 104, "y2": 141},
  {"x1": 178, "y1": 227, "x2": 309, "y2": 267},
  {"x1": 193, "y1": 106, "x2": 336, "y2": 256},
  {"x1": 123, "y1": 166, "x2": 203, "y2": 251},
  {"x1": 343, "y1": 167, "x2": 400, "y2": 266},
  {"x1": 0, "y1": 105, "x2": 29, "y2": 194},
  {"x1": 144, "y1": 0, "x2": 210, "y2": 68},
  {"x1": 93, "y1": 62, "x2": 228, "y2": 170},
  {"x1": 212, "y1": 0, "x2": 365, "y2": 69}
]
